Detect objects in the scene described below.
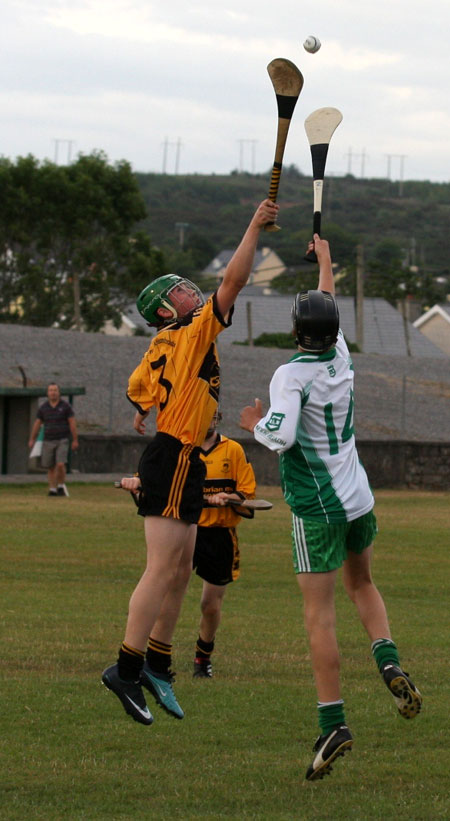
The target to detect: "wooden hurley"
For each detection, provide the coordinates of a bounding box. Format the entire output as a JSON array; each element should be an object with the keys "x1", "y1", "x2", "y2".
[
  {"x1": 304, "y1": 107, "x2": 343, "y2": 262},
  {"x1": 204, "y1": 498, "x2": 273, "y2": 511},
  {"x1": 265, "y1": 58, "x2": 304, "y2": 232},
  {"x1": 114, "y1": 482, "x2": 273, "y2": 513}
]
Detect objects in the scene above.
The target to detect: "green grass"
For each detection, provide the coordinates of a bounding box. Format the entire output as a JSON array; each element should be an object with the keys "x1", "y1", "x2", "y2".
[{"x1": 0, "y1": 485, "x2": 448, "y2": 820}]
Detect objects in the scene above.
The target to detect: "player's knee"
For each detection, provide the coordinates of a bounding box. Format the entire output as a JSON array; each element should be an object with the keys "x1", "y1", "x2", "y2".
[
  {"x1": 304, "y1": 606, "x2": 335, "y2": 634},
  {"x1": 200, "y1": 598, "x2": 221, "y2": 619},
  {"x1": 344, "y1": 568, "x2": 373, "y2": 599}
]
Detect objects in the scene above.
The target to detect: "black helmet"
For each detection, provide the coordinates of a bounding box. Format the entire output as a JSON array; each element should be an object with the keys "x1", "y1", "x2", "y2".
[{"x1": 292, "y1": 290, "x2": 339, "y2": 352}]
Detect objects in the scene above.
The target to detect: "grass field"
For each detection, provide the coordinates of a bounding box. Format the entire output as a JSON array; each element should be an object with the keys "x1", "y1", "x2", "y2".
[{"x1": 1, "y1": 485, "x2": 449, "y2": 820}]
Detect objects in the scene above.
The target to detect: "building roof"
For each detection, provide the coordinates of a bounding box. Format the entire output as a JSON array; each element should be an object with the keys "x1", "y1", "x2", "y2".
[
  {"x1": 413, "y1": 303, "x2": 450, "y2": 328},
  {"x1": 121, "y1": 292, "x2": 445, "y2": 357},
  {"x1": 215, "y1": 292, "x2": 447, "y2": 357}
]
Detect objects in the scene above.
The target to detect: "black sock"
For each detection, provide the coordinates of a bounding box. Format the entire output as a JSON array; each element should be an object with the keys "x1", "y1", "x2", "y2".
[
  {"x1": 195, "y1": 636, "x2": 215, "y2": 660},
  {"x1": 146, "y1": 637, "x2": 172, "y2": 673},
  {"x1": 117, "y1": 642, "x2": 145, "y2": 681}
]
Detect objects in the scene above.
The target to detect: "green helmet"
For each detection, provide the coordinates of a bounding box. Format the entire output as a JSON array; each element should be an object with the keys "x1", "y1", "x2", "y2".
[{"x1": 136, "y1": 275, "x2": 205, "y2": 327}]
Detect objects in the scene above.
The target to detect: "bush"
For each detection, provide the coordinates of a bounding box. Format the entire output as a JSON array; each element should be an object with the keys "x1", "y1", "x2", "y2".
[
  {"x1": 235, "y1": 331, "x2": 360, "y2": 352},
  {"x1": 235, "y1": 332, "x2": 295, "y2": 349}
]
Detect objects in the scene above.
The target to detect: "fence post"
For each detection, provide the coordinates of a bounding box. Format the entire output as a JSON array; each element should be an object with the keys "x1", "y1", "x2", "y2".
[{"x1": 246, "y1": 301, "x2": 253, "y2": 347}]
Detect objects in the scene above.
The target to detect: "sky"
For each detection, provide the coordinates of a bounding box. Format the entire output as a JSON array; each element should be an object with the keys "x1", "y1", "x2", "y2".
[{"x1": 2, "y1": 0, "x2": 450, "y2": 182}]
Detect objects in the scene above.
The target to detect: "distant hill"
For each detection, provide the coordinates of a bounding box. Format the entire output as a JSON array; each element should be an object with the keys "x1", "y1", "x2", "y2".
[{"x1": 135, "y1": 171, "x2": 450, "y2": 274}]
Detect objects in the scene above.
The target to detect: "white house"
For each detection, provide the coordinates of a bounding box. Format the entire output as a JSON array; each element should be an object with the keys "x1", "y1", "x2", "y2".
[
  {"x1": 413, "y1": 304, "x2": 450, "y2": 355},
  {"x1": 202, "y1": 247, "x2": 286, "y2": 287}
]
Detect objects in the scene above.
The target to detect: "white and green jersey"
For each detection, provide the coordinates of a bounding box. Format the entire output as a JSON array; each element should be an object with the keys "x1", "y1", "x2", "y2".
[{"x1": 254, "y1": 331, "x2": 373, "y2": 523}]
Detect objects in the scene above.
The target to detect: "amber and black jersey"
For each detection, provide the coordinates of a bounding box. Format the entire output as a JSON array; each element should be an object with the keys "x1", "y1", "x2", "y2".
[
  {"x1": 198, "y1": 434, "x2": 256, "y2": 528},
  {"x1": 127, "y1": 294, "x2": 232, "y2": 448}
]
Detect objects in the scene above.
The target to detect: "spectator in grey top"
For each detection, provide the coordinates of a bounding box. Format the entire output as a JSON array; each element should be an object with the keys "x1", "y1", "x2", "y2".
[{"x1": 28, "y1": 383, "x2": 79, "y2": 496}]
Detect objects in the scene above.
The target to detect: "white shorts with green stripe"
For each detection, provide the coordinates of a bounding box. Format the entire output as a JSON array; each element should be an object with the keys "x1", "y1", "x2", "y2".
[{"x1": 292, "y1": 510, "x2": 377, "y2": 574}]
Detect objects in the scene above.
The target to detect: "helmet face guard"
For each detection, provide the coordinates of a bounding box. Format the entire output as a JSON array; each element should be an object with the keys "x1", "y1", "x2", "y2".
[
  {"x1": 292, "y1": 290, "x2": 339, "y2": 353},
  {"x1": 137, "y1": 275, "x2": 205, "y2": 326}
]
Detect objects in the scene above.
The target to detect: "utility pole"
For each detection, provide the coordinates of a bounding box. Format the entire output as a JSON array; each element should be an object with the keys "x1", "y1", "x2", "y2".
[
  {"x1": 385, "y1": 154, "x2": 392, "y2": 179},
  {"x1": 66, "y1": 140, "x2": 75, "y2": 163},
  {"x1": 174, "y1": 138, "x2": 183, "y2": 174},
  {"x1": 246, "y1": 301, "x2": 253, "y2": 347},
  {"x1": 162, "y1": 137, "x2": 181, "y2": 173},
  {"x1": 162, "y1": 137, "x2": 169, "y2": 173},
  {"x1": 400, "y1": 298, "x2": 412, "y2": 356},
  {"x1": 406, "y1": 237, "x2": 418, "y2": 274},
  {"x1": 385, "y1": 154, "x2": 407, "y2": 195},
  {"x1": 345, "y1": 147, "x2": 367, "y2": 177},
  {"x1": 53, "y1": 139, "x2": 75, "y2": 164},
  {"x1": 237, "y1": 139, "x2": 258, "y2": 173},
  {"x1": 72, "y1": 268, "x2": 81, "y2": 331},
  {"x1": 398, "y1": 154, "x2": 406, "y2": 197},
  {"x1": 249, "y1": 139, "x2": 258, "y2": 173},
  {"x1": 345, "y1": 146, "x2": 353, "y2": 174},
  {"x1": 359, "y1": 148, "x2": 367, "y2": 178},
  {"x1": 355, "y1": 244, "x2": 364, "y2": 352},
  {"x1": 237, "y1": 139, "x2": 245, "y2": 172},
  {"x1": 175, "y1": 222, "x2": 189, "y2": 249}
]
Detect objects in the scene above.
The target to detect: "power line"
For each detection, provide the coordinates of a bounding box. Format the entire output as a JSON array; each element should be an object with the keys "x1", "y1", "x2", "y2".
[
  {"x1": 237, "y1": 139, "x2": 258, "y2": 173},
  {"x1": 385, "y1": 154, "x2": 407, "y2": 196},
  {"x1": 344, "y1": 146, "x2": 368, "y2": 177},
  {"x1": 53, "y1": 139, "x2": 75, "y2": 164},
  {"x1": 162, "y1": 137, "x2": 183, "y2": 174}
]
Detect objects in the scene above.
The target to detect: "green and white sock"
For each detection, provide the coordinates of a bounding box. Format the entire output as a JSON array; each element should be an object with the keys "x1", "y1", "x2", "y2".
[
  {"x1": 371, "y1": 638, "x2": 400, "y2": 672},
  {"x1": 317, "y1": 699, "x2": 346, "y2": 735}
]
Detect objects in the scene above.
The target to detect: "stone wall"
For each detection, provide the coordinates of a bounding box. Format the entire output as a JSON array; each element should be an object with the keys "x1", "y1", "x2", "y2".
[{"x1": 72, "y1": 435, "x2": 450, "y2": 490}]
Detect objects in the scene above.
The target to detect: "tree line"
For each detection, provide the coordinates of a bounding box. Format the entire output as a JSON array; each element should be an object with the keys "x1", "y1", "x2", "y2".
[
  {"x1": 136, "y1": 169, "x2": 449, "y2": 309},
  {"x1": 0, "y1": 155, "x2": 448, "y2": 331},
  {"x1": 0, "y1": 153, "x2": 167, "y2": 331}
]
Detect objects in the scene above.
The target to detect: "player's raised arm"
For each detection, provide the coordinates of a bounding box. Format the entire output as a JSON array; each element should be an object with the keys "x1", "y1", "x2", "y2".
[
  {"x1": 216, "y1": 199, "x2": 279, "y2": 319},
  {"x1": 309, "y1": 234, "x2": 335, "y2": 295}
]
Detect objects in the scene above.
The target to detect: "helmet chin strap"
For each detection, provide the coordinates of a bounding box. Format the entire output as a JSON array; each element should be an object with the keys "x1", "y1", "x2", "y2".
[{"x1": 160, "y1": 298, "x2": 178, "y2": 319}]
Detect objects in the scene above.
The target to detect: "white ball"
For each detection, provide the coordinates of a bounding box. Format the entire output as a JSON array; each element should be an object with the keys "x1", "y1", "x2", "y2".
[{"x1": 303, "y1": 36, "x2": 321, "y2": 53}]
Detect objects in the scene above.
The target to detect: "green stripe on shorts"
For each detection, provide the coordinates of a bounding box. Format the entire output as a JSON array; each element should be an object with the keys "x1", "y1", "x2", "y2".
[{"x1": 292, "y1": 510, "x2": 377, "y2": 573}]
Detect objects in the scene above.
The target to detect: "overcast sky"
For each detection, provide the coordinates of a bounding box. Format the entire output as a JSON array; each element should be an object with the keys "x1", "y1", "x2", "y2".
[{"x1": 2, "y1": 0, "x2": 450, "y2": 182}]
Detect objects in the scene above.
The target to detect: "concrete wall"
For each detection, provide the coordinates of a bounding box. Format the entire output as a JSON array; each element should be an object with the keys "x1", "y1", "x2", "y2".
[{"x1": 71, "y1": 434, "x2": 450, "y2": 490}]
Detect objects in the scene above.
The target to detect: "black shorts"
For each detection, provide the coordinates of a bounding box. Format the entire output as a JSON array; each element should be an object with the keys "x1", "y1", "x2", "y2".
[
  {"x1": 193, "y1": 526, "x2": 240, "y2": 586},
  {"x1": 137, "y1": 433, "x2": 206, "y2": 524}
]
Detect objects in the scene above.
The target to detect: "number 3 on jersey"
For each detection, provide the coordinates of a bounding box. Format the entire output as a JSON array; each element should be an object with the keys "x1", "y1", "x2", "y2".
[
  {"x1": 324, "y1": 390, "x2": 354, "y2": 455},
  {"x1": 151, "y1": 354, "x2": 173, "y2": 411}
]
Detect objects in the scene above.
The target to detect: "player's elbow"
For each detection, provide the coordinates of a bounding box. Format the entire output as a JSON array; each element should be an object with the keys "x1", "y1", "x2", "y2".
[{"x1": 215, "y1": 283, "x2": 240, "y2": 320}]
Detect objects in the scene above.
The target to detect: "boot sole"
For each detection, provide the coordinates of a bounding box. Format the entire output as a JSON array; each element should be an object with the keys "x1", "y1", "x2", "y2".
[{"x1": 389, "y1": 675, "x2": 422, "y2": 719}]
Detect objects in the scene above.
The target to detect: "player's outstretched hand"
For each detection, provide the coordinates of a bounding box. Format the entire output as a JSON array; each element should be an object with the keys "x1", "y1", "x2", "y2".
[
  {"x1": 240, "y1": 398, "x2": 264, "y2": 432},
  {"x1": 307, "y1": 233, "x2": 330, "y2": 264},
  {"x1": 252, "y1": 199, "x2": 279, "y2": 229}
]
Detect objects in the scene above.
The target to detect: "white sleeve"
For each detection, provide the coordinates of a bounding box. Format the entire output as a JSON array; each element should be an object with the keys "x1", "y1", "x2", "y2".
[{"x1": 253, "y1": 365, "x2": 301, "y2": 453}]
